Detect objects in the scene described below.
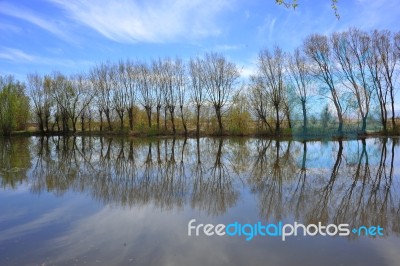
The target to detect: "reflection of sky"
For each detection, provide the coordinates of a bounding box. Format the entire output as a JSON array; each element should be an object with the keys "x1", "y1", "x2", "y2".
[
  {"x1": 1, "y1": 187, "x2": 398, "y2": 266},
  {"x1": 0, "y1": 137, "x2": 400, "y2": 265}
]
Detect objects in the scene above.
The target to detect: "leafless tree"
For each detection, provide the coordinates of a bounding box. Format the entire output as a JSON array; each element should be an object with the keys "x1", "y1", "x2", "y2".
[
  {"x1": 152, "y1": 59, "x2": 166, "y2": 131},
  {"x1": 331, "y1": 29, "x2": 373, "y2": 133},
  {"x1": 189, "y1": 57, "x2": 206, "y2": 136},
  {"x1": 257, "y1": 46, "x2": 286, "y2": 133},
  {"x1": 202, "y1": 52, "x2": 239, "y2": 134},
  {"x1": 121, "y1": 59, "x2": 139, "y2": 131},
  {"x1": 137, "y1": 62, "x2": 154, "y2": 128},
  {"x1": 112, "y1": 62, "x2": 128, "y2": 130},
  {"x1": 304, "y1": 34, "x2": 345, "y2": 134},
  {"x1": 374, "y1": 30, "x2": 398, "y2": 129},
  {"x1": 27, "y1": 73, "x2": 52, "y2": 133},
  {"x1": 248, "y1": 75, "x2": 273, "y2": 131},
  {"x1": 90, "y1": 63, "x2": 114, "y2": 131},
  {"x1": 175, "y1": 58, "x2": 188, "y2": 135},
  {"x1": 367, "y1": 31, "x2": 388, "y2": 132},
  {"x1": 287, "y1": 48, "x2": 314, "y2": 133},
  {"x1": 69, "y1": 74, "x2": 95, "y2": 132}
]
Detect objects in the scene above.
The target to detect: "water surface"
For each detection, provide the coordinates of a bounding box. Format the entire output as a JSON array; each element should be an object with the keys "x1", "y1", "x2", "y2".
[{"x1": 0, "y1": 137, "x2": 399, "y2": 265}]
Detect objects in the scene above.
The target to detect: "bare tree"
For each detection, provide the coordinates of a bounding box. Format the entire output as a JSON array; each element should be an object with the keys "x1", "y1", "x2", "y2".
[
  {"x1": 331, "y1": 29, "x2": 373, "y2": 133},
  {"x1": 152, "y1": 59, "x2": 166, "y2": 131},
  {"x1": 202, "y1": 52, "x2": 239, "y2": 135},
  {"x1": 175, "y1": 58, "x2": 188, "y2": 135},
  {"x1": 248, "y1": 75, "x2": 273, "y2": 132},
  {"x1": 121, "y1": 59, "x2": 139, "y2": 131},
  {"x1": 367, "y1": 31, "x2": 388, "y2": 132},
  {"x1": 189, "y1": 57, "x2": 206, "y2": 136},
  {"x1": 27, "y1": 73, "x2": 52, "y2": 133},
  {"x1": 90, "y1": 63, "x2": 114, "y2": 131},
  {"x1": 257, "y1": 46, "x2": 286, "y2": 133},
  {"x1": 69, "y1": 74, "x2": 95, "y2": 132},
  {"x1": 113, "y1": 62, "x2": 128, "y2": 130},
  {"x1": 375, "y1": 30, "x2": 398, "y2": 129},
  {"x1": 137, "y1": 62, "x2": 154, "y2": 128},
  {"x1": 162, "y1": 58, "x2": 179, "y2": 134},
  {"x1": 304, "y1": 34, "x2": 345, "y2": 134},
  {"x1": 287, "y1": 48, "x2": 314, "y2": 133}
]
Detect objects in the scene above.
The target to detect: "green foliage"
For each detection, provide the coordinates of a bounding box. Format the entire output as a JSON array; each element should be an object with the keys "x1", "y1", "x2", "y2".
[
  {"x1": 0, "y1": 75, "x2": 30, "y2": 135},
  {"x1": 275, "y1": 0, "x2": 339, "y2": 18}
]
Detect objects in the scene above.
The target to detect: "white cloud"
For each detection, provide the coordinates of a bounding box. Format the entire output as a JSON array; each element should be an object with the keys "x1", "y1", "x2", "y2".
[
  {"x1": 0, "y1": 47, "x2": 94, "y2": 69},
  {"x1": 0, "y1": 2, "x2": 70, "y2": 41},
  {"x1": 0, "y1": 48, "x2": 34, "y2": 62},
  {"x1": 48, "y1": 0, "x2": 230, "y2": 43}
]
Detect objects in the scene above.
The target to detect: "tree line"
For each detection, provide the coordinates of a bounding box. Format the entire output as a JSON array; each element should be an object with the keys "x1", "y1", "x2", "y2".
[{"x1": 0, "y1": 28, "x2": 399, "y2": 136}]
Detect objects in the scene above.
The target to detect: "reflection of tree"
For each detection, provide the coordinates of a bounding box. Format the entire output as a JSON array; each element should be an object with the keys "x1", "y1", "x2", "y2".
[
  {"x1": 306, "y1": 141, "x2": 343, "y2": 224},
  {"x1": 5, "y1": 136, "x2": 400, "y2": 236},
  {"x1": 0, "y1": 137, "x2": 31, "y2": 188},
  {"x1": 191, "y1": 138, "x2": 239, "y2": 216},
  {"x1": 248, "y1": 140, "x2": 297, "y2": 221}
]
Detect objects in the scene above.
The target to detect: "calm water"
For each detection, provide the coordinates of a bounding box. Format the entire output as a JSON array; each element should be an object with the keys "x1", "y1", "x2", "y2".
[{"x1": 0, "y1": 137, "x2": 399, "y2": 266}]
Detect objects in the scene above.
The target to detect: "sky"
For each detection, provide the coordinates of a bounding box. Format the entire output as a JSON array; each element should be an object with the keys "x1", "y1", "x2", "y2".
[{"x1": 0, "y1": 0, "x2": 399, "y2": 81}]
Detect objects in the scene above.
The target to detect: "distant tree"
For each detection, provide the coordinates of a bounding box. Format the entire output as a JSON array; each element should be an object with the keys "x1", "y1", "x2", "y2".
[{"x1": 0, "y1": 75, "x2": 30, "y2": 135}]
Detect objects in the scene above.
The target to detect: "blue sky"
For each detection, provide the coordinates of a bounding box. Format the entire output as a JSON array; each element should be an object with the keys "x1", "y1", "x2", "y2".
[{"x1": 0, "y1": 0, "x2": 399, "y2": 80}]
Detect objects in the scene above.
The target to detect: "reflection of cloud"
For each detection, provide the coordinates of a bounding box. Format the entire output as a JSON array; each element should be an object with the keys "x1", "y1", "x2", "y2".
[
  {"x1": 0, "y1": 204, "x2": 74, "y2": 242},
  {"x1": 45, "y1": 204, "x2": 235, "y2": 265},
  {"x1": 48, "y1": 0, "x2": 230, "y2": 43}
]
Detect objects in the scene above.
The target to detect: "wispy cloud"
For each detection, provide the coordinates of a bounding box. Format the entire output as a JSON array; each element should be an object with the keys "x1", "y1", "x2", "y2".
[
  {"x1": 0, "y1": 2, "x2": 70, "y2": 41},
  {"x1": 214, "y1": 44, "x2": 243, "y2": 51},
  {"x1": 47, "y1": 0, "x2": 230, "y2": 43},
  {"x1": 0, "y1": 48, "x2": 34, "y2": 62},
  {"x1": 0, "y1": 47, "x2": 93, "y2": 68}
]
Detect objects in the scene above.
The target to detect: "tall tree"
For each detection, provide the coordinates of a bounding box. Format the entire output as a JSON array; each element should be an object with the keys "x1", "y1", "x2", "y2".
[
  {"x1": 189, "y1": 57, "x2": 206, "y2": 136},
  {"x1": 137, "y1": 62, "x2": 154, "y2": 128},
  {"x1": 287, "y1": 48, "x2": 313, "y2": 133},
  {"x1": 304, "y1": 34, "x2": 345, "y2": 134},
  {"x1": 202, "y1": 52, "x2": 239, "y2": 135},
  {"x1": 331, "y1": 29, "x2": 373, "y2": 133},
  {"x1": 257, "y1": 46, "x2": 286, "y2": 133},
  {"x1": 27, "y1": 73, "x2": 52, "y2": 133},
  {"x1": 375, "y1": 30, "x2": 398, "y2": 129}
]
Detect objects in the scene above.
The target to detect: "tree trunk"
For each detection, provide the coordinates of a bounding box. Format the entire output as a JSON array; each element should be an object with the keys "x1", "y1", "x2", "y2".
[
  {"x1": 275, "y1": 106, "x2": 280, "y2": 133},
  {"x1": 128, "y1": 107, "x2": 134, "y2": 131},
  {"x1": 196, "y1": 105, "x2": 201, "y2": 136},
  {"x1": 180, "y1": 105, "x2": 187, "y2": 136},
  {"x1": 156, "y1": 105, "x2": 161, "y2": 130},
  {"x1": 302, "y1": 100, "x2": 307, "y2": 133},
  {"x1": 361, "y1": 116, "x2": 367, "y2": 134},
  {"x1": 215, "y1": 106, "x2": 223, "y2": 135},
  {"x1": 81, "y1": 115, "x2": 85, "y2": 132},
  {"x1": 99, "y1": 110, "x2": 103, "y2": 132},
  {"x1": 145, "y1": 107, "x2": 152, "y2": 128},
  {"x1": 105, "y1": 108, "x2": 113, "y2": 131}
]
